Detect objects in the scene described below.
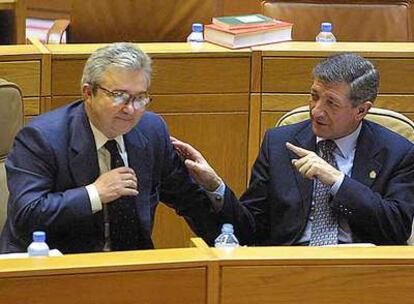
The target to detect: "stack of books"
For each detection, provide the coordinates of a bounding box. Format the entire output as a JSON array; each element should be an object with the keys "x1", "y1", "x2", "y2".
[{"x1": 204, "y1": 14, "x2": 293, "y2": 49}]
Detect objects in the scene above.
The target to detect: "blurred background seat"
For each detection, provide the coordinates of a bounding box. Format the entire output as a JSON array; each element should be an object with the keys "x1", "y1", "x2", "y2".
[
  {"x1": 262, "y1": 0, "x2": 414, "y2": 41},
  {"x1": 0, "y1": 79, "x2": 23, "y2": 232},
  {"x1": 41, "y1": 0, "x2": 260, "y2": 43}
]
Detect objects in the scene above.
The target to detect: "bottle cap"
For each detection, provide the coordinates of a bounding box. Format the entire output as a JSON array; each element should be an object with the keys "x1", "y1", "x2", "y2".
[
  {"x1": 192, "y1": 23, "x2": 203, "y2": 32},
  {"x1": 321, "y1": 22, "x2": 332, "y2": 32},
  {"x1": 33, "y1": 231, "x2": 46, "y2": 242},
  {"x1": 222, "y1": 223, "x2": 234, "y2": 233}
]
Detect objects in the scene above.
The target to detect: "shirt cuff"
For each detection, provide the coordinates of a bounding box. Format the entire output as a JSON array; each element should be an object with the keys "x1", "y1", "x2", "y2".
[
  {"x1": 85, "y1": 184, "x2": 103, "y2": 213},
  {"x1": 205, "y1": 182, "x2": 225, "y2": 212},
  {"x1": 330, "y1": 173, "x2": 345, "y2": 196}
]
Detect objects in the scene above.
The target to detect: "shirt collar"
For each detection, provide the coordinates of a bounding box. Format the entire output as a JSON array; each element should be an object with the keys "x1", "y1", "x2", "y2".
[
  {"x1": 316, "y1": 123, "x2": 362, "y2": 158},
  {"x1": 88, "y1": 120, "x2": 126, "y2": 153}
]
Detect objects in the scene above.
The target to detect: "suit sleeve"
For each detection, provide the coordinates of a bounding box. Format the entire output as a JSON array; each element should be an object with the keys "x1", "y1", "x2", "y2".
[
  {"x1": 219, "y1": 130, "x2": 272, "y2": 245},
  {"x1": 332, "y1": 144, "x2": 414, "y2": 245},
  {"x1": 6, "y1": 126, "x2": 91, "y2": 241}
]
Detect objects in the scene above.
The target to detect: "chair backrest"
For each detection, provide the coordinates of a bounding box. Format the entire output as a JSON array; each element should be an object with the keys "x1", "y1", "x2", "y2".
[
  {"x1": 276, "y1": 106, "x2": 414, "y2": 142},
  {"x1": 0, "y1": 79, "x2": 23, "y2": 232},
  {"x1": 68, "y1": 0, "x2": 220, "y2": 43},
  {"x1": 262, "y1": 0, "x2": 414, "y2": 42}
]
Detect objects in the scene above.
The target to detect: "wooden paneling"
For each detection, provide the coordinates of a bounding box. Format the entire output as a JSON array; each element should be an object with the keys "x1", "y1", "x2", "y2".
[
  {"x1": 51, "y1": 57, "x2": 251, "y2": 96},
  {"x1": 373, "y1": 59, "x2": 414, "y2": 94},
  {"x1": 4, "y1": 245, "x2": 414, "y2": 304},
  {"x1": 51, "y1": 59, "x2": 84, "y2": 95},
  {"x1": 23, "y1": 97, "x2": 40, "y2": 115},
  {"x1": 153, "y1": 112, "x2": 248, "y2": 248},
  {"x1": 1, "y1": 268, "x2": 206, "y2": 304},
  {"x1": 0, "y1": 61, "x2": 41, "y2": 96},
  {"x1": 0, "y1": 247, "x2": 211, "y2": 304},
  {"x1": 149, "y1": 94, "x2": 249, "y2": 113},
  {"x1": 262, "y1": 57, "x2": 318, "y2": 93},
  {"x1": 214, "y1": 246, "x2": 414, "y2": 304},
  {"x1": 163, "y1": 113, "x2": 248, "y2": 196},
  {"x1": 152, "y1": 57, "x2": 250, "y2": 94},
  {"x1": 221, "y1": 264, "x2": 414, "y2": 304}
]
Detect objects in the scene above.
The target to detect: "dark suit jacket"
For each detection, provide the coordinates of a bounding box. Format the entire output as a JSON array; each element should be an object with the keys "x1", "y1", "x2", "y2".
[
  {"x1": 0, "y1": 101, "x2": 220, "y2": 253},
  {"x1": 219, "y1": 120, "x2": 414, "y2": 246}
]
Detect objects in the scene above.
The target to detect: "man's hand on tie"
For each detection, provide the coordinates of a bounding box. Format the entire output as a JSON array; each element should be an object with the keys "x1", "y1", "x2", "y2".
[{"x1": 93, "y1": 167, "x2": 138, "y2": 203}]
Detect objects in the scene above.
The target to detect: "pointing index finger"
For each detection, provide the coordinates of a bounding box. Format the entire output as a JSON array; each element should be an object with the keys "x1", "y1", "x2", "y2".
[{"x1": 286, "y1": 142, "x2": 312, "y2": 157}]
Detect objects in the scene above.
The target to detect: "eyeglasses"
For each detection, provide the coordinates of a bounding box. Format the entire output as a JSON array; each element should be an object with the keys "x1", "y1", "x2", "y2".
[{"x1": 96, "y1": 84, "x2": 151, "y2": 111}]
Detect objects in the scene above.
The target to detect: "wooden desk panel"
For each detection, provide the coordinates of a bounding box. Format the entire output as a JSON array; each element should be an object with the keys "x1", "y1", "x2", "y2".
[
  {"x1": 154, "y1": 111, "x2": 248, "y2": 248},
  {"x1": 262, "y1": 57, "x2": 414, "y2": 94},
  {"x1": 51, "y1": 57, "x2": 250, "y2": 96},
  {"x1": 0, "y1": 248, "x2": 211, "y2": 304},
  {"x1": 221, "y1": 265, "x2": 414, "y2": 304},
  {"x1": 1, "y1": 267, "x2": 206, "y2": 304},
  {"x1": 151, "y1": 57, "x2": 250, "y2": 94},
  {"x1": 262, "y1": 57, "x2": 317, "y2": 93},
  {"x1": 0, "y1": 61, "x2": 40, "y2": 96},
  {"x1": 214, "y1": 246, "x2": 414, "y2": 304},
  {"x1": 0, "y1": 45, "x2": 45, "y2": 122}
]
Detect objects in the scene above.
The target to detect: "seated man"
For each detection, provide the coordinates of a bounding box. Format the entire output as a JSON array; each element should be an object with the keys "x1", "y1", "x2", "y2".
[
  {"x1": 0, "y1": 43, "x2": 219, "y2": 253},
  {"x1": 173, "y1": 53, "x2": 414, "y2": 246}
]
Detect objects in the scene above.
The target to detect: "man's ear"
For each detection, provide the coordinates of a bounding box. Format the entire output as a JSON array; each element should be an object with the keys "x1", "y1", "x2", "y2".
[
  {"x1": 82, "y1": 84, "x2": 93, "y2": 101},
  {"x1": 356, "y1": 101, "x2": 373, "y2": 120}
]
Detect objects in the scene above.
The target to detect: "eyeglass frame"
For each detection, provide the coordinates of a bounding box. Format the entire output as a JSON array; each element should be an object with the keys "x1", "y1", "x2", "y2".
[{"x1": 95, "y1": 84, "x2": 152, "y2": 111}]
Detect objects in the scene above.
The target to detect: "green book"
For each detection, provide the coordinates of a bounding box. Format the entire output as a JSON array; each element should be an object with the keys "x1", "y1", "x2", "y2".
[{"x1": 212, "y1": 14, "x2": 276, "y2": 30}]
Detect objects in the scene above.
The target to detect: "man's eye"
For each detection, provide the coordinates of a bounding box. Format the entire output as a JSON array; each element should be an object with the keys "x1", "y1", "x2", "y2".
[
  {"x1": 327, "y1": 99, "x2": 339, "y2": 107},
  {"x1": 136, "y1": 94, "x2": 147, "y2": 101},
  {"x1": 113, "y1": 93, "x2": 128, "y2": 105}
]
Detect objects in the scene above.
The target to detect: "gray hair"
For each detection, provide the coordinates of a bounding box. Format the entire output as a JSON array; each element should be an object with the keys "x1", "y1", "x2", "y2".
[
  {"x1": 81, "y1": 42, "x2": 152, "y2": 93},
  {"x1": 312, "y1": 53, "x2": 379, "y2": 106}
]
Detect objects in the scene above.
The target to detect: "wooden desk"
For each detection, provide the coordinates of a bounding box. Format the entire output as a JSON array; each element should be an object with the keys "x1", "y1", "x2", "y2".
[
  {"x1": 0, "y1": 44, "x2": 45, "y2": 123},
  {"x1": 45, "y1": 42, "x2": 252, "y2": 249},
  {"x1": 2, "y1": 244, "x2": 414, "y2": 304},
  {"x1": 0, "y1": 0, "x2": 26, "y2": 44},
  {"x1": 213, "y1": 246, "x2": 414, "y2": 304},
  {"x1": 0, "y1": 247, "x2": 214, "y2": 304}
]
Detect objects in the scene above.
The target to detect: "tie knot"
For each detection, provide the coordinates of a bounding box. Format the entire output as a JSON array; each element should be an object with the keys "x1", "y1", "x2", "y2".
[{"x1": 104, "y1": 140, "x2": 119, "y2": 155}]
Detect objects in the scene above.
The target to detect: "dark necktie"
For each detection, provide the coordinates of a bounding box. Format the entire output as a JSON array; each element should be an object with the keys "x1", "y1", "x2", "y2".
[
  {"x1": 309, "y1": 140, "x2": 339, "y2": 246},
  {"x1": 104, "y1": 140, "x2": 141, "y2": 251}
]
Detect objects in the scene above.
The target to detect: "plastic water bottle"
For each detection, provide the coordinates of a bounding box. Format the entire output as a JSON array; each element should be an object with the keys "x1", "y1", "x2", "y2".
[
  {"x1": 27, "y1": 231, "x2": 50, "y2": 257},
  {"x1": 315, "y1": 22, "x2": 336, "y2": 43},
  {"x1": 186, "y1": 23, "x2": 204, "y2": 43},
  {"x1": 214, "y1": 223, "x2": 239, "y2": 248}
]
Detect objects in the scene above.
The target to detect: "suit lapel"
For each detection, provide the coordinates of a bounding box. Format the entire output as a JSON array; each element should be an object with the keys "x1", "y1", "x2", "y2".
[
  {"x1": 291, "y1": 123, "x2": 316, "y2": 211},
  {"x1": 351, "y1": 121, "x2": 383, "y2": 187},
  {"x1": 68, "y1": 103, "x2": 100, "y2": 186},
  {"x1": 124, "y1": 127, "x2": 152, "y2": 234}
]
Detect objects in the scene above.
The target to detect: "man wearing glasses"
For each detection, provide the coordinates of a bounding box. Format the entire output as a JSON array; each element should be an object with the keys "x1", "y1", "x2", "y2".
[{"x1": 0, "y1": 43, "x2": 220, "y2": 254}]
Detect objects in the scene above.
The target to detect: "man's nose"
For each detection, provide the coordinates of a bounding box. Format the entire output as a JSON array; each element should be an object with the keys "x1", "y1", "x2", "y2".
[
  {"x1": 311, "y1": 100, "x2": 325, "y2": 117},
  {"x1": 123, "y1": 102, "x2": 136, "y2": 114}
]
